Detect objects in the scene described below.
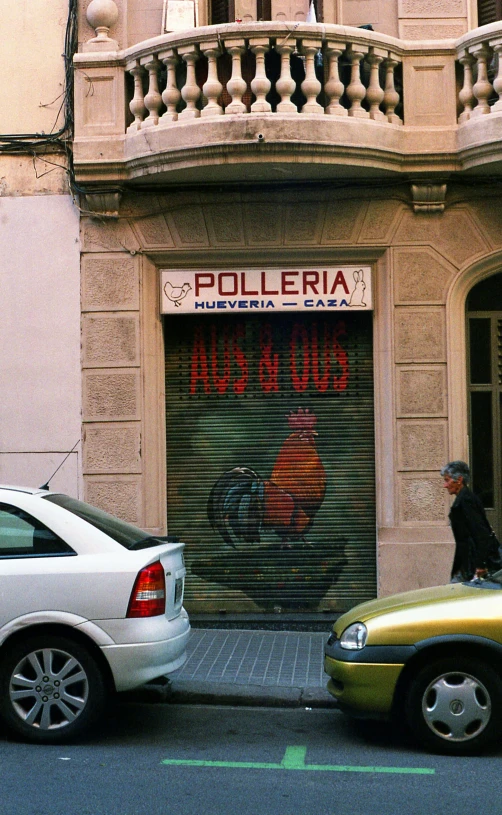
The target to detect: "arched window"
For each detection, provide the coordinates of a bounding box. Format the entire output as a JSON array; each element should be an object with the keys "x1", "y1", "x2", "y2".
[{"x1": 466, "y1": 271, "x2": 502, "y2": 535}]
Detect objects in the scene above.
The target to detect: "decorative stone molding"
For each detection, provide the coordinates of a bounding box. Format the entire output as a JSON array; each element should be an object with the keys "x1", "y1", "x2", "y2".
[
  {"x1": 84, "y1": 423, "x2": 141, "y2": 473},
  {"x1": 82, "y1": 314, "x2": 140, "y2": 368},
  {"x1": 393, "y1": 247, "x2": 455, "y2": 304},
  {"x1": 80, "y1": 218, "x2": 140, "y2": 254},
  {"x1": 411, "y1": 182, "x2": 447, "y2": 213},
  {"x1": 398, "y1": 474, "x2": 448, "y2": 524},
  {"x1": 396, "y1": 366, "x2": 447, "y2": 417},
  {"x1": 400, "y1": 22, "x2": 466, "y2": 39},
  {"x1": 397, "y1": 419, "x2": 448, "y2": 470},
  {"x1": 398, "y1": 0, "x2": 466, "y2": 17},
  {"x1": 82, "y1": 255, "x2": 139, "y2": 311},
  {"x1": 83, "y1": 370, "x2": 140, "y2": 421},
  {"x1": 85, "y1": 476, "x2": 142, "y2": 525},
  {"x1": 83, "y1": 191, "x2": 122, "y2": 219},
  {"x1": 322, "y1": 199, "x2": 367, "y2": 244},
  {"x1": 84, "y1": 0, "x2": 119, "y2": 51},
  {"x1": 394, "y1": 307, "x2": 446, "y2": 363}
]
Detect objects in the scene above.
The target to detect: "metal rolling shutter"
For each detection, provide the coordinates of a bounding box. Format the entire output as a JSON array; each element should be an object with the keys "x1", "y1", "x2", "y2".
[{"x1": 164, "y1": 311, "x2": 376, "y2": 614}]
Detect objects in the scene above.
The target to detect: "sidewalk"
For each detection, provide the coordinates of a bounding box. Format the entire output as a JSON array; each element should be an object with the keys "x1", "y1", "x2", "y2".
[{"x1": 164, "y1": 628, "x2": 337, "y2": 708}]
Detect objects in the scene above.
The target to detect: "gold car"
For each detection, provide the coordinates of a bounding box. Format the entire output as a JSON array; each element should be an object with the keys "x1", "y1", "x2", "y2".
[{"x1": 324, "y1": 578, "x2": 502, "y2": 754}]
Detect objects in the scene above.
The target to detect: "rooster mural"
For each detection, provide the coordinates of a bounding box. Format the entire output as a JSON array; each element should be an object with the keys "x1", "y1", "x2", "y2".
[{"x1": 207, "y1": 408, "x2": 327, "y2": 548}]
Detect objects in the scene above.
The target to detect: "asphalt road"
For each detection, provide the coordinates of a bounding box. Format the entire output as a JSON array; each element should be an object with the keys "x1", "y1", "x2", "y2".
[{"x1": 2, "y1": 702, "x2": 502, "y2": 815}]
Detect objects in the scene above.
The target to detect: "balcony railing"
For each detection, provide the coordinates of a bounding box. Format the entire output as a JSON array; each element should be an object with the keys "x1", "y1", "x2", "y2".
[
  {"x1": 456, "y1": 23, "x2": 502, "y2": 122},
  {"x1": 123, "y1": 24, "x2": 403, "y2": 128},
  {"x1": 73, "y1": 21, "x2": 502, "y2": 186}
]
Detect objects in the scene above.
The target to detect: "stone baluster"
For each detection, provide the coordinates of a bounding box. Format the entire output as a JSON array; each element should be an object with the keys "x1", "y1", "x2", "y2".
[
  {"x1": 490, "y1": 39, "x2": 502, "y2": 112},
  {"x1": 250, "y1": 39, "x2": 272, "y2": 113},
  {"x1": 324, "y1": 44, "x2": 347, "y2": 116},
  {"x1": 383, "y1": 55, "x2": 401, "y2": 124},
  {"x1": 178, "y1": 46, "x2": 201, "y2": 119},
  {"x1": 225, "y1": 43, "x2": 247, "y2": 114},
  {"x1": 160, "y1": 50, "x2": 181, "y2": 123},
  {"x1": 127, "y1": 61, "x2": 146, "y2": 132},
  {"x1": 471, "y1": 43, "x2": 493, "y2": 117},
  {"x1": 201, "y1": 43, "x2": 223, "y2": 117},
  {"x1": 346, "y1": 45, "x2": 369, "y2": 118},
  {"x1": 366, "y1": 49, "x2": 386, "y2": 121},
  {"x1": 300, "y1": 41, "x2": 323, "y2": 114},
  {"x1": 276, "y1": 43, "x2": 297, "y2": 112},
  {"x1": 142, "y1": 56, "x2": 163, "y2": 127},
  {"x1": 458, "y1": 51, "x2": 476, "y2": 122}
]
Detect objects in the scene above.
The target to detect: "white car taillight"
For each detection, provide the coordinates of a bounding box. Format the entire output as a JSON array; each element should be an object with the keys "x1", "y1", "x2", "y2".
[{"x1": 127, "y1": 560, "x2": 166, "y2": 618}]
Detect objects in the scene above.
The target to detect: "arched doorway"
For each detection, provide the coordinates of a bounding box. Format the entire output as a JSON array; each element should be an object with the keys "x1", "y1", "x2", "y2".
[{"x1": 466, "y1": 271, "x2": 502, "y2": 536}]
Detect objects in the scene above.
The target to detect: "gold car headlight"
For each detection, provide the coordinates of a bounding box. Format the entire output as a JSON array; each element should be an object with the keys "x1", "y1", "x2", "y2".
[{"x1": 340, "y1": 622, "x2": 368, "y2": 650}]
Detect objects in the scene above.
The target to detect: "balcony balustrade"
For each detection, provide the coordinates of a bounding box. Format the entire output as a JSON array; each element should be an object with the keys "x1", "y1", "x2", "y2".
[
  {"x1": 73, "y1": 21, "x2": 502, "y2": 188},
  {"x1": 123, "y1": 27, "x2": 402, "y2": 127}
]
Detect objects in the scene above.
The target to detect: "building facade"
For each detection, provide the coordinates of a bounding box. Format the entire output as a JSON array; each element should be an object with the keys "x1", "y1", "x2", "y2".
[
  {"x1": 3, "y1": 0, "x2": 502, "y2": 616},
  {"x1": 0, "y1": 0, "x2": 81, "y2": 497}
]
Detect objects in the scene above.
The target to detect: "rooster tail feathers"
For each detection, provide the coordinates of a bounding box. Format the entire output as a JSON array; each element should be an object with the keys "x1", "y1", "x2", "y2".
[{"x1": 207, "y1": 467, "x2": 265, "y2": 548}]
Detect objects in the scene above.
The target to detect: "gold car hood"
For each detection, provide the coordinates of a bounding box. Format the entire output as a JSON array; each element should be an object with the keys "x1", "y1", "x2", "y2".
[{"x1": 334, "y1": 582, "x2": 502, "y2": 646}]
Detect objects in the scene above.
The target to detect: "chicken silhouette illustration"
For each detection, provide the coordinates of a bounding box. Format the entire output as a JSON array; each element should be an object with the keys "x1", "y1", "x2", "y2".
[
  {"x1": 207, "y1": 408, "x2": 327, "y2": 548},
  {"x1": 164, "y1": 280, "x2": 192, "y2": 307}
]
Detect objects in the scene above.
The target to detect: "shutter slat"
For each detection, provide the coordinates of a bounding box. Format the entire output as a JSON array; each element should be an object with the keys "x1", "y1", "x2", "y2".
[{"x1": 165, "y1": 312, "x2": 376, "y2": 614}]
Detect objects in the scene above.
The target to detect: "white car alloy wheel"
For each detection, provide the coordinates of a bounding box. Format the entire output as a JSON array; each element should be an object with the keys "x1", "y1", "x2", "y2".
[
  {"x1": 406, "y1": 657, "x2": 502, "y2": 755},
  {"x1": 0, "y1": 635, "x2": 106, "y2": 744}
]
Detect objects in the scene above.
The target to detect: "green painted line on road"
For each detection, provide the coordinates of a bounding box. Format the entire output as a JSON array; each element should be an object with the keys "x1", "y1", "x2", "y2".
[{"x1": 161, "y1": 745, "x2": 435, "y2": 775}]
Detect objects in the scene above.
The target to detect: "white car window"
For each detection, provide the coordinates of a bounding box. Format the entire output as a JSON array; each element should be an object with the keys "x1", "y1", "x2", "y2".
[{"x1": 0, "y1": 504, "x2": 75, "y2": 558}]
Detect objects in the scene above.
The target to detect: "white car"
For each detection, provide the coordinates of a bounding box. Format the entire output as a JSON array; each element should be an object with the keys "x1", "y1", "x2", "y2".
[{"x1": 0, "y1": 486, "x2": 190, "y2": 743}]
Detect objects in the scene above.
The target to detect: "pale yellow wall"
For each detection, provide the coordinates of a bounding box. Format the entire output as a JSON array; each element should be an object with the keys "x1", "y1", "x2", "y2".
[{"x1": 0, "y1": 0, "x2": 68, "y2": 134}]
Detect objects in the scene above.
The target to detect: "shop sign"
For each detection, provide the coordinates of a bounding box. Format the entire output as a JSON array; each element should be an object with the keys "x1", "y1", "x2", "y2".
[{"x1": 160, "y1": 267, "x2": 372, "y2": 314}]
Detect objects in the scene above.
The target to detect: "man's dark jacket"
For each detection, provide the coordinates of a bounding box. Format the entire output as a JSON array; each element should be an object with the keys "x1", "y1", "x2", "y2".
[{"x1": 449, "y1": 487, "x2": 501, "y2": 578}]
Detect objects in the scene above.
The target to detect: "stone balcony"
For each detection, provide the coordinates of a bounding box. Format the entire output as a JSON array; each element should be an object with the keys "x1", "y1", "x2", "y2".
[{"x1": 73, "y1": 20, "x2": 502, "y2": 193}]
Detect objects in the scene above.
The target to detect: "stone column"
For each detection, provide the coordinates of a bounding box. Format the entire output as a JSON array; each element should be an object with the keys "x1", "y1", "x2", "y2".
[
  {"x1": 178, "y1": 46, "x2": 201, "y2": 119},
  {"x1": 225, "y1": 43, "x2": 248, "y2": 114},
  {"x1": 324, "y1": 44, "x2": 348, "y2": 116},
  {"x1": 300, "y1": 41, "x2": 323, "y2": 114},
  {"x1": 160, "y1": 50, "x2": 181, "y2": 123},
  {"x1": 127, "y1": 62, "x2": 146, "y2": 132},
  {"x1": 276, "y1": 43, "x2": 297, "y2": 113},
  {"x1": 346, "y1": 45, "x2": 369, "y2": 119},
  {"x1": 250, "y1": 39, "x2": 272, "y2": 113},
  {"x1": 201, "y1": 44, "x2": 224, "y2": 117}
]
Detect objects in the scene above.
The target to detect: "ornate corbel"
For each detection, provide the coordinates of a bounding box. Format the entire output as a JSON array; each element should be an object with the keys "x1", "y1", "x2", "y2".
[
  {"x1": 83, "y1": 191, "x2": 122, "y2": 219},
  {"x1": 411, "y1": 182, "x2": 447, "y2": 214}
]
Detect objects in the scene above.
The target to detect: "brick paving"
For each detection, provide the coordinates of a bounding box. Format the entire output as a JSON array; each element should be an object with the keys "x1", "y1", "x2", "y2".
[{"x1": 172, "y1": 629, "x2": 328, "y2": 688}]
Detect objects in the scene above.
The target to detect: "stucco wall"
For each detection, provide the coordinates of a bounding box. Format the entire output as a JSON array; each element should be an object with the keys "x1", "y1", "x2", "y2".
[
  {"x1": 0, "y1": 0, "x2": 68, "y2": 135},
  {"x1": 0, "y1": 195, "x2": 81, "y2": 495}
]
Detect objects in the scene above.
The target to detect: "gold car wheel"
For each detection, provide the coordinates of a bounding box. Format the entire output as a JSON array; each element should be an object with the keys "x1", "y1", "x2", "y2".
[
  {"x1": 421, "y1": 671, "x2": 491, "y2": 742},
  {"x1": 406, "y1": 657, "x2": 502, "y2": 754}
]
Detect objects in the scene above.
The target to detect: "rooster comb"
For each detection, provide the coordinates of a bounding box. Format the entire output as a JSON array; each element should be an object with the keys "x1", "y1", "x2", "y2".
[{"x1": 287, "y1": 408, "x2": 317, "y2": 430}]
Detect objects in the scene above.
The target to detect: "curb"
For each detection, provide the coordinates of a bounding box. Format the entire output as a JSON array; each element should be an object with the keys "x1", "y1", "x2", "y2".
[
  {"x1": 167, "y1": 680, "x2": 338, "y2": 709},
  {"x1": 123, "y1": 679, "x2": 338, "y2": 709}
]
